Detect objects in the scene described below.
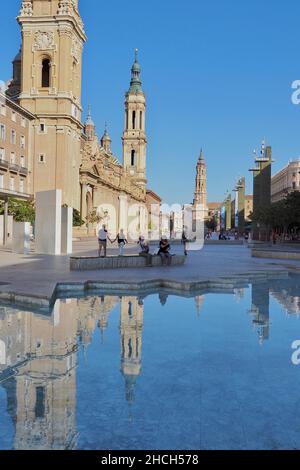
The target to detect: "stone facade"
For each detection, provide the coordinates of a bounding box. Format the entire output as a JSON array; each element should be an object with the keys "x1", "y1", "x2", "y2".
[
  {"x1": 9, "y1": 0, "x2": 87, "y2": 210},
  {"x1": 2, "y1": 1, "x2": 157, "y2": 239},
  {"x1": 271, "y1": 159, "x2": 300, "y2": 203},
  {"x1": 249, "y1": 140, "x2": 272, "y2": 241},
  {"x1": 193, "y1": 149, "x2": 208, "y2": 220},
  {"x1": 0, "y1": 93, "x2": 34, "y2": 198}
]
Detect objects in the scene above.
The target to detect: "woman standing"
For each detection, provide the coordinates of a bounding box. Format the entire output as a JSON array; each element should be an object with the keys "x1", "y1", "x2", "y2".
[{"x1": 114, "y1": 229, "x2": 128, "y2": 256}]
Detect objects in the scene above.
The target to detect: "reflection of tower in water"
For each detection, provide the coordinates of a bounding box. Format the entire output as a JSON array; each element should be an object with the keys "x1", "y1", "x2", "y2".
[
  {"x1": 0, "y1": 296, "x2": 119, "y2": 450},
  {"x1": 0, "y1": 300, "x2": 78, "y2": 450},
  {"x1": 120, "y1": 297, "x2": 144, "y2": 404},
  {"x1": 250, "y1": 282, "x2": 270, "y2": 344},
  {"x1": 195, "y1": 296, "x2": 204, "y2": 316}
]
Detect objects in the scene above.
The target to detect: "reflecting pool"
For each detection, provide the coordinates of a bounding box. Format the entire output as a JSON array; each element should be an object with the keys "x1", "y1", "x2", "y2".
[{"x1": 1, "y1": 275, "x2": 300, "y2": 450}]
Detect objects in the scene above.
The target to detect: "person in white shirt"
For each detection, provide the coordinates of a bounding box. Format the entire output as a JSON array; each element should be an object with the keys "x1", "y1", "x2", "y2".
[{"x1": 98, "y1": 225, "x2": 111, "y2": 257}]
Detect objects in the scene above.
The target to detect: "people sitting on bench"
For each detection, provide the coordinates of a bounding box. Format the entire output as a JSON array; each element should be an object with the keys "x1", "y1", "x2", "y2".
[
  {"x1": 158, "y1": 236, "x2": 171, "y2": 266},
  {"x1": 138, "y1": 236, "x2": 152, "y2": 266}
]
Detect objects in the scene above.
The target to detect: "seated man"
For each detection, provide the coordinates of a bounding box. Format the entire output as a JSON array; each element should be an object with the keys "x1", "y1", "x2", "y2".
[
  {"x1": 158, "y1": 236, "x2": 171, "y2": 266},
  {"x1": 138, "y1": 236, "x2": 152, "y2": 266}
]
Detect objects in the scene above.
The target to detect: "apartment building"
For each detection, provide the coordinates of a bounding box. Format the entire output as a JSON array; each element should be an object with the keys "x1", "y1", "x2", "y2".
[{"x1": 0, "y1": 93, "x2": 34, "y2": 199}]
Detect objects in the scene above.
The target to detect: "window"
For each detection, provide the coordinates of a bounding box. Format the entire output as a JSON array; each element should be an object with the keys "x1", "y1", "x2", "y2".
[
  {"x1": 72, "y1": 104, "x2": 78, "y2": 119},
  {"x1": 10, "y1": 152, "x2": 16, "y2": 164},
  {"x1": 19, "y1": 179, "x2": 24, "y2": 193},
  {"x1": 38, "y1": 154, "x2": 45, "y2": 163},
  {"x1": 11, "y1": 130, "x2": 16, "y2": 145},
  {"x1": 0, "y1": 174, "x2": 3, "y2": 188},
  {"x1": 20, "y1": 135, "x2": 25, "y2": 149},
  {"x1": 131, "y1": 150, "x2": 135, "y2": 166},
  {"x1": 0, "y1": 148, "x2": 4, "y2": 160},
  {"x1": 42, "y1": 59, "x2": 50, "y2": 88},
  {"x1": 0, "y1": 125, "x2": 5, "y2": 140},
  {"x1": 20, "y1": 156, "x2": 25, "y2": 167},
  {"x1": 0, "y1": 105, "x2": 6, "y2": 116},
  {"x1": 293, "y1": 182, "x2": 296, "y2": 190},
  {"x1": 21, "y1": 117, "x2": 26, "y2": 128},
  {"x1": 9, "y1": 177, "x2": 14, "y2": 191},
  {"x1": 132, "y1": 110, "x2": 136, "y2": 130},
  {"x1": 35, "y1": 386, "x2": 45, "y2": 419},
  {"x1": 11, "y1": 111, "x2": 16, "y2": 122}
]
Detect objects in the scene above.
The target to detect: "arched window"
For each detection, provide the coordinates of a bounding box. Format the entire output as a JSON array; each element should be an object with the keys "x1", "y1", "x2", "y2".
[
  {"x1": 131, "y1": 150, "x2": 135, "y2": 166},
  {"x1": 132, "y1": 110, "x2": 136, "y2": 129},
  {"x1": 42, "y1": 59, "x2": 50, "y2": 88}
]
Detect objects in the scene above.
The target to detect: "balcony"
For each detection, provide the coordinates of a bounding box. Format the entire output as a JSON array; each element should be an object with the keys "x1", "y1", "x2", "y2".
[
  {"x1": 0, "y1": 158, "x2": 9, "y2": 170},
  {"x1": 9, "y1": 163, "x2": 20, "y2": 173},
  {"x1": 0, "y1": 186, "x2": 32, "y2": 200},
  {"x1": 19, "y1": 166, "x2": 28, "y2": 176}
]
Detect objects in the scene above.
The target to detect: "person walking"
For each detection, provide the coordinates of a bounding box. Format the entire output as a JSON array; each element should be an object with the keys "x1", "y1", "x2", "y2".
[
  {"x1": 181, "y1": 228, "x2": 188, "y2": 256},
  {"x1": 114, "y1": 229, "x2": 128, "y2": 256},
  {"x1": 98, "y1": 225, "x2": 111, "y2": 257}
]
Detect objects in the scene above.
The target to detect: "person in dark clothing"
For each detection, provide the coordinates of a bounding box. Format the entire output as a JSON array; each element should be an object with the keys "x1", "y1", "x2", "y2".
[
  {"x1": 181, "y1": 228, "x2": 188, "y2": 256},
  {"x1": 158, "y1": 237, "x2": 171, "y2": 266}
]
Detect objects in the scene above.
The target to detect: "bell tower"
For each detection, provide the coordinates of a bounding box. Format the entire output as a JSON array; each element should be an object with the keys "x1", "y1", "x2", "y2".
[
  {"x1": 122, "y1": 50, "x2": 147, "y2": 191},
  {"x1": 193, "y1": 149, "x2": 207, "y2": 209},
  {"x1": 16, "y1": 0, "x2": 87, "y2": 208}
]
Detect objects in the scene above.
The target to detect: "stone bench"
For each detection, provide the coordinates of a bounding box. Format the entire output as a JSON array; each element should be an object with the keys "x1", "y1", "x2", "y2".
[
  {"x1": 70, "y1": 254, "x2": 186, "y2": 271},
  {"x1": 252, "y1": 249, "x2": 300, "y2": 261}
]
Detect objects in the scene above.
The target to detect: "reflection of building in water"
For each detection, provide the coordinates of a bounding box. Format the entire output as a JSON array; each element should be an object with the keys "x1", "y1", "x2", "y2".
[
  {"x1": 270, "y1": 278, "x2": 300, "y2": 316},
  {"x1": 0, "y1": 296, "x2": 118, "y2": 450},
  {"x1": 77, "y1": 296, "x2": 118, "y2": 347},
  {"x1": 195, "y1": 296, "x2": 204, "y2": 316},
  {"x1": 234, "y1": 289, "x2": 245, "y2": 303},
  {"x1": 120, "y1": 297, "x2": 144, "y2": 404},
  {"x1": 159, "y1": 292, "x2": 169, "y2": 306},
  {"x1": 250, "y1": 283, "x2": 270, "y2": 344}
]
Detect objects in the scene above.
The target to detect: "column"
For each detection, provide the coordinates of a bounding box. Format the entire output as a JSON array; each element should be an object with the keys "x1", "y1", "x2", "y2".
[
  {"x1": 119, "y1": 195, "x2": 128, "y2": 235},
  {"x1": 3, "y1": 198, "x2": 8, "y2": 246},
  {"x1": 61, "y1": 206, "x2": 73, "y2": 254},
  {"x1": 35, "y1": 190, "x2": 62, "y2": 255},
  {"x1": 12, "y1": 221, "x2": 31, "y2": 255}
]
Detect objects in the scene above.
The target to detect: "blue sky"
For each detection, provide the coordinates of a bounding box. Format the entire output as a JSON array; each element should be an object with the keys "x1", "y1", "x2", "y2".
[{"x1": 1, "y1": 0, "x2": 300, "y2": 204}]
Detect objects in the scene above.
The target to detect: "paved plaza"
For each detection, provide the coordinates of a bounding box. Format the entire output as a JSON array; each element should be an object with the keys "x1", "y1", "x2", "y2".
[{"x1": 1, "y1": 241, "x2": 300, "y2": 308}]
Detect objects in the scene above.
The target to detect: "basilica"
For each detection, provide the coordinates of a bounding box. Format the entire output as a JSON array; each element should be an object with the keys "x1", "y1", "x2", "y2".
[{"x1": 1, "y1": 0, "x2": 157, "y2": 237}]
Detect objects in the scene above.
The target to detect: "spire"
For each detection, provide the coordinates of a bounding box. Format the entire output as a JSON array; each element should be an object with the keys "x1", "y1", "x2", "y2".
[
  {"x1": 198, "y1": 148, "x2": 205, "y2": 163},
  {"x1": 101, "y1": 122, "x2": 112, "y2": 153},
  {"x1": 129, "y1": 48, "x2": 142, "y2": 94},
  {"x1": 86, "y1": 104, "x2": 94, "y2": 126},
  {"x1": 85, "y1": 104, "x2": 95, "y2": 140}
]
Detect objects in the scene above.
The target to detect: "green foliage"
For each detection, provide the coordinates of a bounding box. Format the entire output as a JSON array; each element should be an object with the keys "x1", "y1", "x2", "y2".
[
  {"x1": 206, "y1": 215, "x2": 218, "y2": 231},
  {"x1": 86, "y1": 209, "x2": 101, "y2": 225},
  {"x1": 73, "y1": 208, "x2": 84, "y2": 227},
  {"x1": 0, "y1": 198, "x2": 35, "y2": 225},
  {"x1": 251, "y1": 191, "x2": 300, "y2": 231}
]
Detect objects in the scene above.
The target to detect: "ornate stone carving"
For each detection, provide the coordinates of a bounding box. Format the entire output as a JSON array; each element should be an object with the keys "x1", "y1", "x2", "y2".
[
  {"x1": 57, "y1": 1, "x2": 74, "y2": 16},
  {"x1": 19, "y1": 1, "x2": 33, "y2": 17},
  {"x1": 71, "y1": 37, "x2": 81, "y2": 63},
  {"x1": 34, "y1": 31, "x2": 55, "y2": 51}
]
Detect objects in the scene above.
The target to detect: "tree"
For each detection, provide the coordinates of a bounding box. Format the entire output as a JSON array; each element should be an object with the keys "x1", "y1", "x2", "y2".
[
  {"x1": 250, "y1": 191, "x2": 300, "y2": 234},
  {"x1": 0, "y1": 198, "x2": 35, "y2": 225},
  {"x1": 73, "y1": 208, "x2": 84, "y2": 227}
]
